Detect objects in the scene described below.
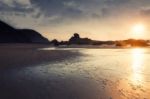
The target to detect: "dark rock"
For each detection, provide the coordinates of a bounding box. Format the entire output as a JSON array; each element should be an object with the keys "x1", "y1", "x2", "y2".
[
  {"x1": 69, "y1": 33, "x2": 92, "y2": 44},
  {"x1": 50, "y1": 39, "x2": 59, "y2": 46}
]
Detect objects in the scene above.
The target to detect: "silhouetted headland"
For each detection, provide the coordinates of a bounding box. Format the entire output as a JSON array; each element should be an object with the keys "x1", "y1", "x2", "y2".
[
  {"x1": 53, "y1": 33, "x2": 150, "y2": 47},
  {"x1": 0, "y1": 20, "x2": 49, "y2": 43}
]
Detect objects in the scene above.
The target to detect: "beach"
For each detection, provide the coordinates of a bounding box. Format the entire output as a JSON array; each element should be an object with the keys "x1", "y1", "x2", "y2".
[
  {"x1": 0, "y1": 44, "x2": 80, "y2": 69},
  {"x1": 0, "y1": 44, "x2": 150, "y2": 99}
]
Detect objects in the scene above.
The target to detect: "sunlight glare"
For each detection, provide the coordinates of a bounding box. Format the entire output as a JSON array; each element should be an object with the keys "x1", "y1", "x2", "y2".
[
  {"x1": 132, "y1": 24, "x2": 145, "y2": 34},
  {"x1": 131, "y1": 48, "x2": 144, "y2": 85}
]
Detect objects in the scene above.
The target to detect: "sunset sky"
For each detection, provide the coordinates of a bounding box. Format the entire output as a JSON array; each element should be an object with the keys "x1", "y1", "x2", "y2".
[{"x1": 1, "y1": 0, "x2": 150, "y2": 41}]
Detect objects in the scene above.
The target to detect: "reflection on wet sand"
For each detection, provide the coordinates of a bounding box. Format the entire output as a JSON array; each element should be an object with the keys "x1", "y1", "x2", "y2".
[
  {"x1": 131, "y1": 48, "x2": 144, "y2": 86},
  {"x1": 116, "y1": 48, "x2": 149, "y2": 99}
]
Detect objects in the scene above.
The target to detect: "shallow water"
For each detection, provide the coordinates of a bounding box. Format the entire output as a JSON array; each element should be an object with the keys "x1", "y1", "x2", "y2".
[{"x1": 1, "y1": 48, "x2": 150, "y2": 99}]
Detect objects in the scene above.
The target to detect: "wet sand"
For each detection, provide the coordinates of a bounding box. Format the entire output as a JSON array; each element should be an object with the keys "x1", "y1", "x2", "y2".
[
  {"x1": 0, "y1": 45, "x2": 150, "y2": 99},
  {"x1": 0, "y1": 44, "x2": 80, "y2": 69}
]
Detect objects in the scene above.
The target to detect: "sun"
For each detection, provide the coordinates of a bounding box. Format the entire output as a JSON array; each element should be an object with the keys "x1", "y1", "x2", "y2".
[{"x1": 132, "y1": 24, "x2": 145, "y2": 34}]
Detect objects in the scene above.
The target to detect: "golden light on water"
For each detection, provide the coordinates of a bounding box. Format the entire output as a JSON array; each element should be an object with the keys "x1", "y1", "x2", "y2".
[{"x1": 131, "y1": 48, "x2": 144, "y2": 85}]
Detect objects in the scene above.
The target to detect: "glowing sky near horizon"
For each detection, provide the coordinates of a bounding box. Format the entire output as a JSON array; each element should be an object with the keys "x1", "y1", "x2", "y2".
[{"x1": 1, "y1": 0, "x2": 150, "y2": 40}]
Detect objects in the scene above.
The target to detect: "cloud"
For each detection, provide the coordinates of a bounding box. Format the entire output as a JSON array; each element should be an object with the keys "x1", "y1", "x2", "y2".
[
  {"x1": 140, "y1": 8, "x2": 150, "y2": 17},
  {"x1": 1, "y1": 0, "x2": 150, "y2": 30},
  {"x1": 0, "y1": 0, "x2": 33, "y2": 14},
  {"x1": 30, "y1": 0, "x2": 83, "y2": 17},
  {"x1": 0, "y1": 0, "x2": 38, "y2": 27},
  {"x1": 25, "y1": 0, "x2": 87, "y2": 26},
  {"x1": 0, "y1": 0, "x2": 134, "y2": 22},
  {"x1": 104, "y1": 0, "x2": 131, "y2": 6},
  {"x1": 0, "y1": 0, "x2": 31, "y2": 5}
]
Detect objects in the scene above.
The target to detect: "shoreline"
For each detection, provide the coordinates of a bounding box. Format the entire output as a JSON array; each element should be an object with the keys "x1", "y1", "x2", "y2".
[
  {"x1": 0, "y1": 43, "x2": 149, "y2": 69},
  {"x1": 58, "y1": 44, "x2": 150, "y2": 49},
  {"x1": 0, "y1": 44, "x2": 81, "y2": 69}
]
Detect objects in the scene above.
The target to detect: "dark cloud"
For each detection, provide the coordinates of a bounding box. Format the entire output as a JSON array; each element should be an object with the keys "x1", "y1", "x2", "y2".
[
  {"x1": 140, "y1": 8, "x2": 150, "y2": 17},
  {"x1": 30, "y1": 0, "x2": 63, "y2": 16},
  {"x1": 104, "y1": 0, "x2": 131, "y2": 5},
  {"x1": 62, "y1": 7, "x2": 83, "y2": 18},
  {"x1": 0, "y1": 1, "x2": 33, "y2": 13},
  {"x1": 91, "y1": 13, "x2": 101, "y2": 19},
  {"x1": 32, "y1": 12, "x2": 41, "y2": 18},
  {"x1": 30, "y1": 0, "x2": 83, "y2": 18},
  {"x1": 0, "y1": 0, "x2": 135, "y2": 22},
  {"x1": 1, "y1": 0, "x2": 150, "y2": 29},
  {"x1": 27, "y1": 0, "x2": 87, "y2": 25},
  {"x1": 101, "y1": 7, "x2": 111, "y2": 17}
]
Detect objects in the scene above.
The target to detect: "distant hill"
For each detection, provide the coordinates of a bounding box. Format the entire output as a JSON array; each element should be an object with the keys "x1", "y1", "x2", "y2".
[{"x1": 0, "y1": 20, "x2": 49, "y2": 43}]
